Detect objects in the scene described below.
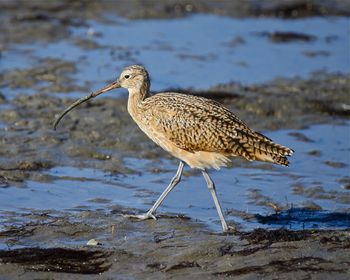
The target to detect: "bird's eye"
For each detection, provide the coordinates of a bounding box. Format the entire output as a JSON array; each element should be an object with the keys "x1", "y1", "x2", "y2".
[{"x1": 124, "y1": 75, "x2": 130, "y2": 79}]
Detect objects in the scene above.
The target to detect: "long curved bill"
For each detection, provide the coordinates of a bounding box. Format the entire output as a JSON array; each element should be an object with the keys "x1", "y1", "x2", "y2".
[{"x1": 53, "y1": 80, "x2": 120, "y2": 130}]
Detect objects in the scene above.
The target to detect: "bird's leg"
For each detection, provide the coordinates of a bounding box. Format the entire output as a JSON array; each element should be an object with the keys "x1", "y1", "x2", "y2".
[
  {"x1": 124, "y1": 161, "x2": 184, "y2": 221},
  {"x1": 202, "y1": 170, "x2": 232, "y2": 232}
]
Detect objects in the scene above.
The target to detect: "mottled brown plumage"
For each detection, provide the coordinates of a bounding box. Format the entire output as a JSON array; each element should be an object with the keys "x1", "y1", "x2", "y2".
[
  {"x1": 54, "y1": 65, "x2": 294, "y2": 232},
  {"x1": 121, "y1": 65, "x2": 293, "y2": 170},
  {"x1": 140, "y1": 93, "x2": 292, "y2": 166}
]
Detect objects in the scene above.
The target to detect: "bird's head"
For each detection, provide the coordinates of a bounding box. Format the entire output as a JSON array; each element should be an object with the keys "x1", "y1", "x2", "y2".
[
  {"x1": 53, "y1": 64, "x2": 150, "y2": 130},
  {"x1": 118, "y1": 65, "x2": 150, "y2": 91}
]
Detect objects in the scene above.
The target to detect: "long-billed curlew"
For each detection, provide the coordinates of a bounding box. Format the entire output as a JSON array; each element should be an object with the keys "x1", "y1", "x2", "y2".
[{"x1": 54, "y1": 65, "x2": 293, "y2": 232}]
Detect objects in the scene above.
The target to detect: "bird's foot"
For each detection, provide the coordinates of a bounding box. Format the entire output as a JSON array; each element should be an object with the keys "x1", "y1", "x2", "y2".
[
  {"x1": 123, "y1": 212, "x2": 157, "y2": 221},
  {"x1": 223, "y1": 225, "x2": 236, "y2": 233}
]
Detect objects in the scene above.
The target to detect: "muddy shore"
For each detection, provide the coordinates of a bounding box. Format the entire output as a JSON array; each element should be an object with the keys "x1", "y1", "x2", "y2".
[
  {"x1": 0, "y1": 209, "x2": 349, "y2": 279},
  {"x1": 0, "y1": 0, "x2": 349, "y2": 279}
]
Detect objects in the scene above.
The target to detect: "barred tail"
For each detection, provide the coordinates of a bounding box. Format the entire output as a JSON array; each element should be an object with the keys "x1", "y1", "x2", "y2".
[
  {"x1": 253, "y1": 139, "x2": 294, "y2": 166},
  {"x1": 228, "y1": 130, "x2": 294, "y2": 166}
]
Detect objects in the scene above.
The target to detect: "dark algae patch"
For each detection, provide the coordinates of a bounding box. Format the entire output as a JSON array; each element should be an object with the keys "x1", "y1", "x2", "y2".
[
  {"x1": 240, "y1": 228, "x2": 312, "y2": 244},
  {"x1": 214, "y1": 257, "x2": 347, "y2": 277},
  {"x1": 0, "y1": 247, "x2": 111, "y2": 274}
]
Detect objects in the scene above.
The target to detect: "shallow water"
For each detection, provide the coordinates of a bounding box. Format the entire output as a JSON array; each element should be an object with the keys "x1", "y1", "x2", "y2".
[
  {"x1": 1, "y1": 13, "x2": 349, "y2": 232},
  {"x1": 2, "y1": 15, "x2": 349, "y2": 97},
  {"x1": 1, "y1": 121, "x2": 349, "y2": 231}
]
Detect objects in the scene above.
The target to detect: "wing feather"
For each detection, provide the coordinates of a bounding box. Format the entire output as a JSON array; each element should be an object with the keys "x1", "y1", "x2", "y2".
[{"x1": 141, "y1": 93, "x2": 293, "y2": 165}]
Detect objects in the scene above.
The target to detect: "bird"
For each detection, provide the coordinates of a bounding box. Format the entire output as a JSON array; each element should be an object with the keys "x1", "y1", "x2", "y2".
[{"x1": 54, "y1": 65, "x2": 293, "y2": 232}]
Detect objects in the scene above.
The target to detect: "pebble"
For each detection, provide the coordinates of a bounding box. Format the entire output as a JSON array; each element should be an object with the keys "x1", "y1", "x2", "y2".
[{"x1": 87, "y1": 239, "x2": 101, "y2": 246}]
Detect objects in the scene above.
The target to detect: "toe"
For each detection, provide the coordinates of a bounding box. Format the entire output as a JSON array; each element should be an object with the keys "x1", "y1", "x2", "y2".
[{"x1": 123, "y1": 213, "x2": 156, "y2": 221}]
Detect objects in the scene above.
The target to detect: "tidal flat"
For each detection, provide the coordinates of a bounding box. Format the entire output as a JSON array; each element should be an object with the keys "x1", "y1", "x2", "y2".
[{"x1": 0, "y1": 0, "x2": 349, "y2": 279}]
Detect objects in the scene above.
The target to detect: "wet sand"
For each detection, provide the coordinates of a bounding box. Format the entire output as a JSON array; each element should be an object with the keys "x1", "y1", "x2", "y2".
[{"x1": 0, "y1": 0, "x2": 349, "y2": 279}]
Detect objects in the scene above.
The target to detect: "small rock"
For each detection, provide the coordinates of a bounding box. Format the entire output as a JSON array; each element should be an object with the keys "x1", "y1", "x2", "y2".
[{"x1": 87, "y1": 239, "x2": 101, "y2": 246}]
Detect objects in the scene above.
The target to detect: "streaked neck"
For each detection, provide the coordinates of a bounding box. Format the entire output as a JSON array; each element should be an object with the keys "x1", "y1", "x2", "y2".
[{"x1": 127, "y1": 84, "x2": 150, "y2": 118}]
